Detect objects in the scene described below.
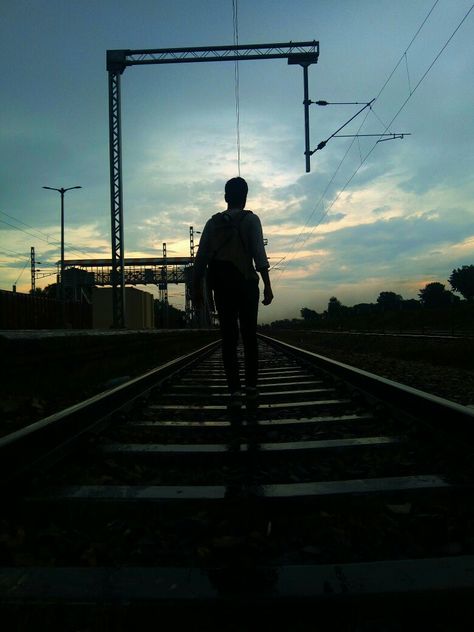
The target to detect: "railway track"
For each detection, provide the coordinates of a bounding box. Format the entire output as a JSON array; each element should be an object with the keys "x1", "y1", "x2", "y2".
[{"x1": 1, "y1": 333, "x2": 474, "y2": 629}]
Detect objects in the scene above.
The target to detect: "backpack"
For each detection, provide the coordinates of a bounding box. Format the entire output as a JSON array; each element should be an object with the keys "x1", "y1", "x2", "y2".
[{"x1": 207, "y1": 210, "x2": 256, "y2": 288}]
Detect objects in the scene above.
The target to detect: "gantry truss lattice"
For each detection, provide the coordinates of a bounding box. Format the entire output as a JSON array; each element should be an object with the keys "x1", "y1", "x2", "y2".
[
  {"x1": 64, "y1": 257, "x2": 193, "y2": 287},
  {"x1": 107, "y1": 42, "x2": 319, "y2": 70}
]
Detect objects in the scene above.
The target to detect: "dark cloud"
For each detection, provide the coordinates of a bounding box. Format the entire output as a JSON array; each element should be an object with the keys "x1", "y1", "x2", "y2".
[{"x1": 290, "y1": 211, "x2": 473, "y2": 293}]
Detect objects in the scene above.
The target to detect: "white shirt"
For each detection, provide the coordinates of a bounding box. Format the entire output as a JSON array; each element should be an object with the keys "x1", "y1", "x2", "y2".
[{"x1": 193, "y1": 208, "x2": 269, "y2": 281}]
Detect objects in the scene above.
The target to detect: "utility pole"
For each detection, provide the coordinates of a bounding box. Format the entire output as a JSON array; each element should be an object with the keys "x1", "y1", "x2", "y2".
[
  {"x1": 43, "y1": 185, "x2": 81, "y2": 328},
  {"x1": 157, "y1": 242, "x2": 169, "y2": 328},
  {"x1": 186, "y1": 226, "x2": 195, "y2": 326},
  {"x1": 30, "y1": 246, "x2": 36, "y2": 294},
  {"x1": 189, "y1": 226, "x2": 195, "y2": 259},
  {"x1": 42, "y1": 185, "x2": 82, "y2": 302}
]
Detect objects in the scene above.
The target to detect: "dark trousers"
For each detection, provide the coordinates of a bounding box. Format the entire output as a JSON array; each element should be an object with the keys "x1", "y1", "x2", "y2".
[{"x1": 213, "y1": 279, "x2": 259, "y2": 393}]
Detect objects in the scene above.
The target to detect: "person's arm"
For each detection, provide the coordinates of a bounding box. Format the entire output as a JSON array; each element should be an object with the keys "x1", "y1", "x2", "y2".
[
  {"x1": 259, "y1": 267, "x2": 274, "y2": 305},
  {"x1": 249, "y1": 214, "x2": 273, "y2": 305}
]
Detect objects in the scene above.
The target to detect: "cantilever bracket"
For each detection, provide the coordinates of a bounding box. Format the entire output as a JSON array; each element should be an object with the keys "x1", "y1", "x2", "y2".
[
  {"x1": 288, "y1": 55, "x2": 318, "y2": 173},
  {"x1": 106, "y1": 50, "x2": 129, "y2": 74}
]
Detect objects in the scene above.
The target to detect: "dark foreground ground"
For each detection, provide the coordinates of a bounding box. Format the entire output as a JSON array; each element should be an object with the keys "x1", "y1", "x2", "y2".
[
  {"x1": 2, "y1": 328, "x2": 473, "y2": 438},
  {"x1": 0, "y1": 329, "x2": 219, "y2": 437}
]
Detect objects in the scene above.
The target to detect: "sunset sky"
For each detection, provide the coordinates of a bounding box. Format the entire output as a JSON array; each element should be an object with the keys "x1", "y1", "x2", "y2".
[{"x1": 1, "y1": 0, "x2": 473, "y2": 323}]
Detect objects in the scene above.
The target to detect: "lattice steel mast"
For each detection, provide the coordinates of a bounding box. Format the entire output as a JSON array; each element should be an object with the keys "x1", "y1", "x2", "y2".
[
  {"x1": 107, "y1": 41, "x2": 319, "y2": 328},
  {"x1": 30, "y1": 246, "x2": 36, "y2": 294}
]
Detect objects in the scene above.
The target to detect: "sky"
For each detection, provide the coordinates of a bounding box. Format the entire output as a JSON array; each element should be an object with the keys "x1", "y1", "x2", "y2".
[{"x1": 1, "y1": 0, "x2": 473, "y2": 324}]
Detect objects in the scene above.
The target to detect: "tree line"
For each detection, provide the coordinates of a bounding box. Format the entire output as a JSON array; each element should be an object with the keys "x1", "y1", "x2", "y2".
[{"x1": 268, "y1": 264, "x2": 474, "y2": 332}]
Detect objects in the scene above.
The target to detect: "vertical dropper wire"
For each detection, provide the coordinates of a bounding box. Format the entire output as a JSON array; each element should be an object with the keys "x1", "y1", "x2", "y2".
[{"x1": 232, "y1": 0, "x2": 241, "y2": 175}]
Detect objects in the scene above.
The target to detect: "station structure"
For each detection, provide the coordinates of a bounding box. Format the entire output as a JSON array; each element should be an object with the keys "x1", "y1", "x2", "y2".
[{"x1": 61, "y1": 226, "x2": 202, "y2": 324}]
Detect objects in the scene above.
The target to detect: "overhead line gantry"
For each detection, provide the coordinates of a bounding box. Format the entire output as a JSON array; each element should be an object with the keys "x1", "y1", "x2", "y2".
[{"x1": 107, "y1": 41, "x2": 319, "y2": 328}]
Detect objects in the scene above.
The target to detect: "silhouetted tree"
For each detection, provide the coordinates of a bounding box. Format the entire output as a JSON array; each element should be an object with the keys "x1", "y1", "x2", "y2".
[
  {"x1": 401, "y1": 299, "x2": 420, "y2": 311},
  {"x1": 449, "y1": 265, "x2": 474, "y2": 301},
  {"x1": 352, "y1": 303, "x2": 375, "y2": 316},
  {"x1": 300, "y1": 307, "x2": 320, "y2": 321},
  {"x1": 270, "y1": 318, "x2": 301, "y2": 329},
  {"x1": 327, "y1": 296, "x2": 342, "y2": 318},
  {"x1": 376, "y1": 291, "x2": 403, "y2": 310},
  {"x1": 418, "y1": 282, "x2": 459, "y2": 308},
  {"x1": 39, "y1": 283, "x2": 59, "y2": 298}
]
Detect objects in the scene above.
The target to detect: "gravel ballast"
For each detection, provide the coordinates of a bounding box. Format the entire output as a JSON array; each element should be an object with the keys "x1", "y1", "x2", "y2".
[{"x1": 266, "y1": 330, "x2": 474, "y2": 407}]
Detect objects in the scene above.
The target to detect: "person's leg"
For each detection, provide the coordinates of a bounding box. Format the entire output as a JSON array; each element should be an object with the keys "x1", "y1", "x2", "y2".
[
  {"x1": 214, "y1": 288, "x2": 241, "y2": 393},
  {"x1": 239, "y1": 280, "x2": 259, "y2": 389}
]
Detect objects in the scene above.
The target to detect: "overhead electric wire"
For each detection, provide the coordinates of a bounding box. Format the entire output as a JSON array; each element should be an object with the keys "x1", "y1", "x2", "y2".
[
  {"x1": 0, "y1": 209, "x2": 54, "y2": 236},
  {"x1": 275, "y1": 1, "x2": 472, "y2": 284},
  {"x1": 0, "y1": 246, "x2": 29, "y2": 259},
  {"x1": 13, "y1": 260, "x2": 29, "y2": 286},
  {"x1": 276, "y1": 107, "x2": 373, "y2": 275},
  {"x1": 287, "y1": 1, "x2": 474, "y2": 262},
  {"x1": 374, "y1": 0, "x2": 440, "y2": 100},
  {"x1": 0, "y1": 218, "x2": 49, "y2": 242},
  {"x1": 276, "y1": 1, "x2": 441, "y2": 277},
  {"x1": 0, "y1": 211, "x2": 100, "y2": 260},
  {"x1": 232, "y1": 0, "x2": 241, "y2": 175},
  {"x1": 276, "y1": 1, "x2": 441, "y2": 276},
  {"x1": 0, "y1": 210, "x2": 89, "y2": 257}
]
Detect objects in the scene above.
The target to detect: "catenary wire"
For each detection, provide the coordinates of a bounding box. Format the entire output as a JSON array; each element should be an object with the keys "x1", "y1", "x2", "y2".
[
  {"x1": 0, "y1": 246, "x2": 29, "y2": 259},
  {"x1": 0, "y1": 209, "x2": 94, "y2": 258},
  {"x1": 0, "y1": 212, "x2": 103, "y2": 260},
  {"x1": 13, "y1": 260, "x2": 29, "y2": 286},
  {"x1": 275, "y1": 1, "x2": 472, "y2": 284},
  {"x1": 374, "y1": 0, "x2": 440, "y2": 100},
  {"x1": 275, "y1": 1, "x2": 441, "y2": 280},
  {"x1": 287, "y1": 2, "x2": 474, "y2": 264}
]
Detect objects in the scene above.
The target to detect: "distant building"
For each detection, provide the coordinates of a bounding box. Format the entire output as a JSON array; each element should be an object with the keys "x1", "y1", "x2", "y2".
[
  {"x1": 91, "y1": 287, "x2": 154, "y2": 329},
  {"x1": 62, "y1": 267, "x2": 95, "y2": 303}
]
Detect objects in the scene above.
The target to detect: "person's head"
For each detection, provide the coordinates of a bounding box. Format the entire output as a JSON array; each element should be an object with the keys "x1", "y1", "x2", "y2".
[{"x1": 225, "y1": 177, "x2": 248, "y2": 209}]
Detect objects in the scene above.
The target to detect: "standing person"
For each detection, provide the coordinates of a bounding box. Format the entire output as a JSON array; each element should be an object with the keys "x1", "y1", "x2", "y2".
[{"x1": 192, "y1": 177, "x2": 273, "y2": 409}]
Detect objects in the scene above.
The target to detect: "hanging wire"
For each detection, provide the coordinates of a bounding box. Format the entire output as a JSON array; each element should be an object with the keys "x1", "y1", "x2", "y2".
[
  {"x1": 0, "y1": 245, "x2": 27, "y2": 258},
  {"x1": 0, "y1": 210, "x2": 102, "y2": 260},
  {"x1": 232, "y1": 0, "x2": 241, "y2": 175},
  {"x1": 370, "y1": 105, "x2": 390, "y2": 130},
  {"x1": 375, "y1": 0, "x2": 440, "y2": 99},
  {"x1": 275, "y1": 0, "x2": 473, "y2": 285},
  {"x1": 298, "y1": 3, "x2": 474, "y2": 252},
  {"x1": 13, "y1": 260, "x2": 29, "y2": 286},
  {"x1": 276, "y1": 106, "x2": 373, "y2": 276},
  {"x1": 404, "y1": 52, "x2": 413, "y2": 95}
]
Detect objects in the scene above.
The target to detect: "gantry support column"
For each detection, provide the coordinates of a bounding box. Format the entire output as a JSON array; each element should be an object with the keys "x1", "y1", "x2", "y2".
[
  {"x1": 185, "y1": 226, "x2": 194, "y2": 325},
  {"x1": 107, "y1": 51, "x2": 127, "y2": 328},
  {"x1": 30, "y1": 247, "x2": 36, "y2": 294}
]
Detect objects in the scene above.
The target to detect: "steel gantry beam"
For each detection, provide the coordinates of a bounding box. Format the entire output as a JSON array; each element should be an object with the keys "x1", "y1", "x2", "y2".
[
  {"x1": 63, "y1": 257, "x2": 192, "y2": 287},
  {"x1": 107, "y1": 41, "x2": 319, "y2": 328},
  {"x1": 107, "y1": 42, "x2": 319, "y2": 70}
]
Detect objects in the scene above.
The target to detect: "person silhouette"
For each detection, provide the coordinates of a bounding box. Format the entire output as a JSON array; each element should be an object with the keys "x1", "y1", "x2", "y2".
[{"x1": 192, "y1": 177, "x2": 273, "y2": 409}]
